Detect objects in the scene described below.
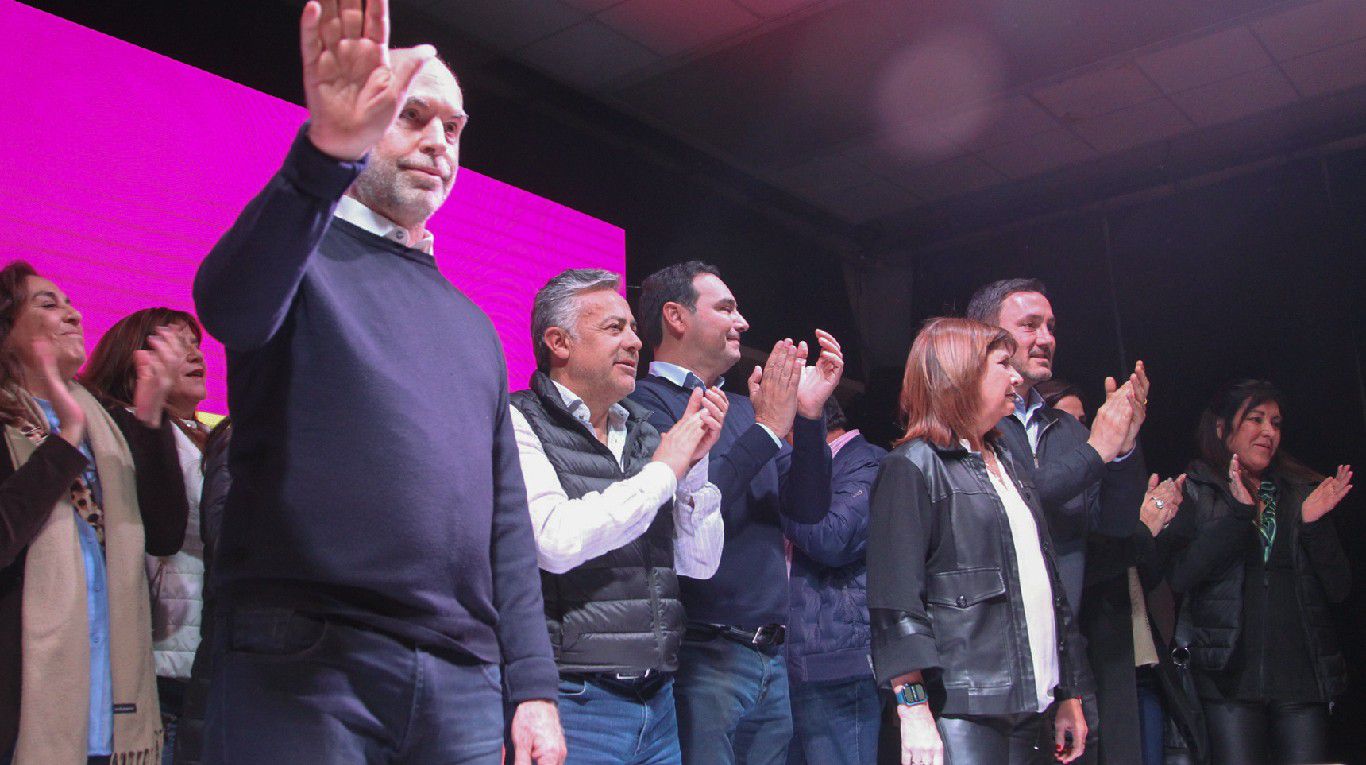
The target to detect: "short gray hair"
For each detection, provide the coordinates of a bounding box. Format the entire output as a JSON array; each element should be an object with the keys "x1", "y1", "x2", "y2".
[{"x1": 532, "y1": 268, "x2": 622, "y2": 373}]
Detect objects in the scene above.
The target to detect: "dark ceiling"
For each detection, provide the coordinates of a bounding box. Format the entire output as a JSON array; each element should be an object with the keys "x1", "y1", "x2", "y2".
[{"x1": 403, "y1": 0, "x2": 1366, "y2": 246}]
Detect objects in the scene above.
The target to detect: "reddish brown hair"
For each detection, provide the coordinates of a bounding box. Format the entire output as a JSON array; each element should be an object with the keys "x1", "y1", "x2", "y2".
[
  {"x1": 895, "y1": 317, "x2": 1017, "y2": 449},
  {"x1": 80, "y1": 307, "x2": 201, "y2": 407}
]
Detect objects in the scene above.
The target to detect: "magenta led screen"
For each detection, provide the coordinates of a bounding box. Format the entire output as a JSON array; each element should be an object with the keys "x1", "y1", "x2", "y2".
[{"x1": 0, "y1": 1, "x2": 626, "y2": 415}]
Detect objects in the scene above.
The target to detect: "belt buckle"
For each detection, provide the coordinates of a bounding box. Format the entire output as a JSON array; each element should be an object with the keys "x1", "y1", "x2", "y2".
[{"x1": 612, "y1": 669, "x2": 653, "y2": 682}]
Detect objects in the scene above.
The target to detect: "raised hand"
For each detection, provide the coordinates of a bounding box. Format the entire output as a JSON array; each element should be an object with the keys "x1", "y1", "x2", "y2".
[
  {"x1": 654, "y1": 390, "x2": 710, "y2": 480},
  {"x1": 1140, "y1": 472, "x2": 1185, "y2": 536},
  {"x1": 1303, "y1": 465, "x2": 1353, "y2": 523},
  {"x1": 508, "y1": 699, "x2": 566, "y2": 765},
  {"x1": 26, "y1": 336, "x2": 85, "y2": 447},
  {"x1": 795, "y1": 329, "x2": 844, "y2": 419},
  {"x1": 1228, "y1": 454, "x2": 1255, "y2": 506},
  {"x1": 1087, "y1": 376, "x2": 1133, "y2": 462},
  {"x1": 691, "y1": 386, "x2": 728, "y2": 462},
  {"x1": 301, "y1": 0, "x2": 434, "y2": 160},
  {"x1": 749, "y1": 339, "x2": 802, "y2": 440},
  {"x1": 133, "y1": 326, "x2": 191, "y2": 428},
  {"x1": 1118, "y1": 361, "x2": 1148, "y2": 453}
]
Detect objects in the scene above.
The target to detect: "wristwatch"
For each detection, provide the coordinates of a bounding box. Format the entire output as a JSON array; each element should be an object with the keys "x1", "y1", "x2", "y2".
[{"x1": 894, "y1": 681, "x2": 928, "y2": 707}]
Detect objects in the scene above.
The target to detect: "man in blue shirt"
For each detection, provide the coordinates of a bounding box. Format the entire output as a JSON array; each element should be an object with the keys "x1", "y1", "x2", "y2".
[{"x1": 630, "y1": 261, "x2": 842, "y2": 764}]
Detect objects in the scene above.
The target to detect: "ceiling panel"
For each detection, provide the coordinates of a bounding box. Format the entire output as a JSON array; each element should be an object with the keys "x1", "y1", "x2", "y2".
[
  {"x1": 763, "y1": 151, "x2": 876, "y2": 198},
  {"x1": 817, "y1": 178, "x2": 923, "y2": 223},
  {"x1": 1070, "y1": 97, "x2": 1193, "y2": 152},
  {"x1": 598, "y1": 0, "x2": 759, "y2": 57},
  {"x1": 425, "y1": 0, "x2": 586, "y2": 51},
  {"x1": 1251, "y1": 0, "x2": 1366, "y2": 61},
  {"x1": 1281, "y1": 36, "x2": 1366, "y2": 97},
  {"x1": 976, "y1": 128, "x2": 1098, "y2": 179},
  {"x1": 1136, "y1": 26, "x2": 1272, "y2": 93},
  {"x1": 886, "y1": 155, "x2": 1006, "y2": 201},
  {"x1": 732, "y1": 0, "x2": 824, "y2": 17},
  {"x1": 956, "y1": 95, "x2": 1063, "y2": 150},
  {"x1": 519, "y1": 20, "x2": 660, "y2": 88},
  {"x1": 562, "y1": 0, "x2": 625, "y2": 11},
  {"x1": 1172, "y1": 66, "x2": 1300, "y2": 127},
  {"x1": 1032, "y1": 63, "x2": 1163, "y2": 122}
]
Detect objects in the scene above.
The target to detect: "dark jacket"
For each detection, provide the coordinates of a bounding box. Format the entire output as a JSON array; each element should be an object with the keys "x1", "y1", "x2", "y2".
[
  {"x1": 630, "y1": 374, "x2": 831, "y2": 629},
  {"x1": 512, "y1": 372, "x2": 684, "y2": 674},
  {"x1": 0, "y1": 404, "x2": 188, "y2": 755},
  {"x1": 867, "y1": 438, "x2": 1092, "y2": 717},
  {"x1": 1167, "y1": 461, "x2": 1350, "y2": 701},
  {"x1": 784, "y1": 432, "x2": 886, "y2": 683},
  {"x1": 997, "y1": 405, "x2": 1147, "y2": 615},
  {"x1": 1081, "y1": 522, "x2": 1190, "y2": 765},
  {"x1": 175, "y1": 420, "x2": 232, "y2": 765}
]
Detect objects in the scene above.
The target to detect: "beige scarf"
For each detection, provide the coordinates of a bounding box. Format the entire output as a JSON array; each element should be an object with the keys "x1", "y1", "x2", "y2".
[{"x1": 8, "y1": 383, "x2": 162, "y2": 764}]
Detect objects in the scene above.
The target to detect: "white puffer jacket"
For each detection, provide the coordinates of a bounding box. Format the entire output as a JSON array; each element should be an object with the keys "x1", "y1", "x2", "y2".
[{"x1": 147, "y1": 422, "x2": 206, "y2": 680}]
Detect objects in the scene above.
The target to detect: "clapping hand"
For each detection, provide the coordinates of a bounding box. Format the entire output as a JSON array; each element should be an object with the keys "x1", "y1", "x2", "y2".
[
  {"x1": 1140, "y1": 472, "x2": 1186, "y2": 536},
  {"x1": 26, "y1": 336, "x2": 85, "y2": 447},
  {"x1": 1087, "y1": 378, "x2": 1134, "y2": 462},
  {"x1": 691, "y1": 386, "x2": 728, "y2": 462},
  {"x1": 795, "y1": 329, "x2": 844, "y2": 419},
  {"x1": 749, "y1": 339, "x2": 804, "y2": 440},
  {"x1": 654, "y1": 387, "x2": 727, "y2": 480},
  {"x1": 301, "y1": 0, "x2": 435, "y2": 160},
  {"x1": 1114, "y1": 361, "x2": 1149, "y2": 453},
  {"x1": 133, "y1": 326, "x2": 190, "y2": 428},
  {"x1": 1303, "y1": 465, "x2": 1353, "y2": 524}
]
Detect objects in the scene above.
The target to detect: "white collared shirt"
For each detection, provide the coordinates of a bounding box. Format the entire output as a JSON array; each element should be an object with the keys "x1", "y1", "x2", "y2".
[
  {"x1": 334, "y1": 195, "x2": 435, "y2": 255},
  {"x1": 968, "y1": 440, "x2": 1060, "y2": 713},
  {"x1": 510, "y1": 379, "x2": 724, "y2": 578}
]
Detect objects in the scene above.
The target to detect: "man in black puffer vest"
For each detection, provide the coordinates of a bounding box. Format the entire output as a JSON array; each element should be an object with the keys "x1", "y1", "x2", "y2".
[{"x1": 510, "y1": 269, "x2": 728, "y2": 765}]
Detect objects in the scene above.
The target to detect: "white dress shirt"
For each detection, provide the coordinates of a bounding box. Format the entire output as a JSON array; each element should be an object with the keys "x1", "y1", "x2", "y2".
[
  {"x1": 511, "y1": 379, "x2": 724, "y2": 578},
  {"x1": 980, "y1": 444, "x2": 1060, "y2": 713},
  {"x1": 334, "y1": 195, "x2": 435, "y2": 254}
]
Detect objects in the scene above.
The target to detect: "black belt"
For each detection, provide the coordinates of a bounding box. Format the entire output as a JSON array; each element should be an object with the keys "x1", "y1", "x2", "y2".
[
  {"x1": 564, "y1": 670, "x2": 667, "y2": 694},
  {"x1": 686, "y1": 622, "x2": 786, "y2": 653}
]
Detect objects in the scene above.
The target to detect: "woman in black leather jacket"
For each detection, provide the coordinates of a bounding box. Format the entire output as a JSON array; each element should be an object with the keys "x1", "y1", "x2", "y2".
[
  {"x1": 1167, "y1": 379, "x2": 1352, "y2": 764},
  {"x1": 868, "y1": 318, "x2": 1093, "y2": 765}
]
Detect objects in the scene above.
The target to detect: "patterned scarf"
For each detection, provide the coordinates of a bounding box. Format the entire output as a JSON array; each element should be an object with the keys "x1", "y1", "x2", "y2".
[
  {"x1": 1256, "y1": 479, "x2": 1278, "y2": 564},
  {"x1": 7, "y1": 383, "x2": 163, "y2": 764},
  {"x1": 14, "y1": 403, "x2": 104, "y2": 547}
]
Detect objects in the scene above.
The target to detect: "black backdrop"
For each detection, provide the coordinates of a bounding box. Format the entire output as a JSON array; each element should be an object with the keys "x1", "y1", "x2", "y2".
[{"x1": 857, "y1": 148, "x2": 1366, "y2": 762}]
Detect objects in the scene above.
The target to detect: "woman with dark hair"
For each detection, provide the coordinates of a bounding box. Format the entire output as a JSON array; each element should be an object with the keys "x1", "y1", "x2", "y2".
[
  {"x1": 81, "y1": 308, "x2": 209, "y2": 764},
  {"x1": 867, "y1": 317, "x2": 1093, "y2": 765},
  {"x1": 1033, "y1": 379, "x2": 1086, "y2": 425},
  {"x1": 1167, "y1": 379, "x2": 1352, "y2": 764},
  {"x1": 0, "y1": 261, "x2": 189, "y2": 764}
]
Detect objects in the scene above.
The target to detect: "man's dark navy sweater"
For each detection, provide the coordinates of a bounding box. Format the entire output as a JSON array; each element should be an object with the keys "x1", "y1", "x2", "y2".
[
  {"x1": 193, "y1": 127, "x2": 556, "y2": 702},
  {"x1": 630, "y1": 375, "x2": 831, "y2": 628}
]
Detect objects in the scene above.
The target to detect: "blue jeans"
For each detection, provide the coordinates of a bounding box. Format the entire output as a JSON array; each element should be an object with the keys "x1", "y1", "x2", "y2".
[
  {"x1": 673, "y1": 636, "x2": 791, "y2": 765},
  {"x1": 204, "y1": 607, "x2": 503, "y2": 764},
  {"x1": 786, "y1": 676, "x2": 880, "y2": 765},
  {"x1": 1135, "y1": 669, "x2": 1164, "y2": 765},
  {"x1": 557, "y1": 675, "x2": 681, "y2": 765}
]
